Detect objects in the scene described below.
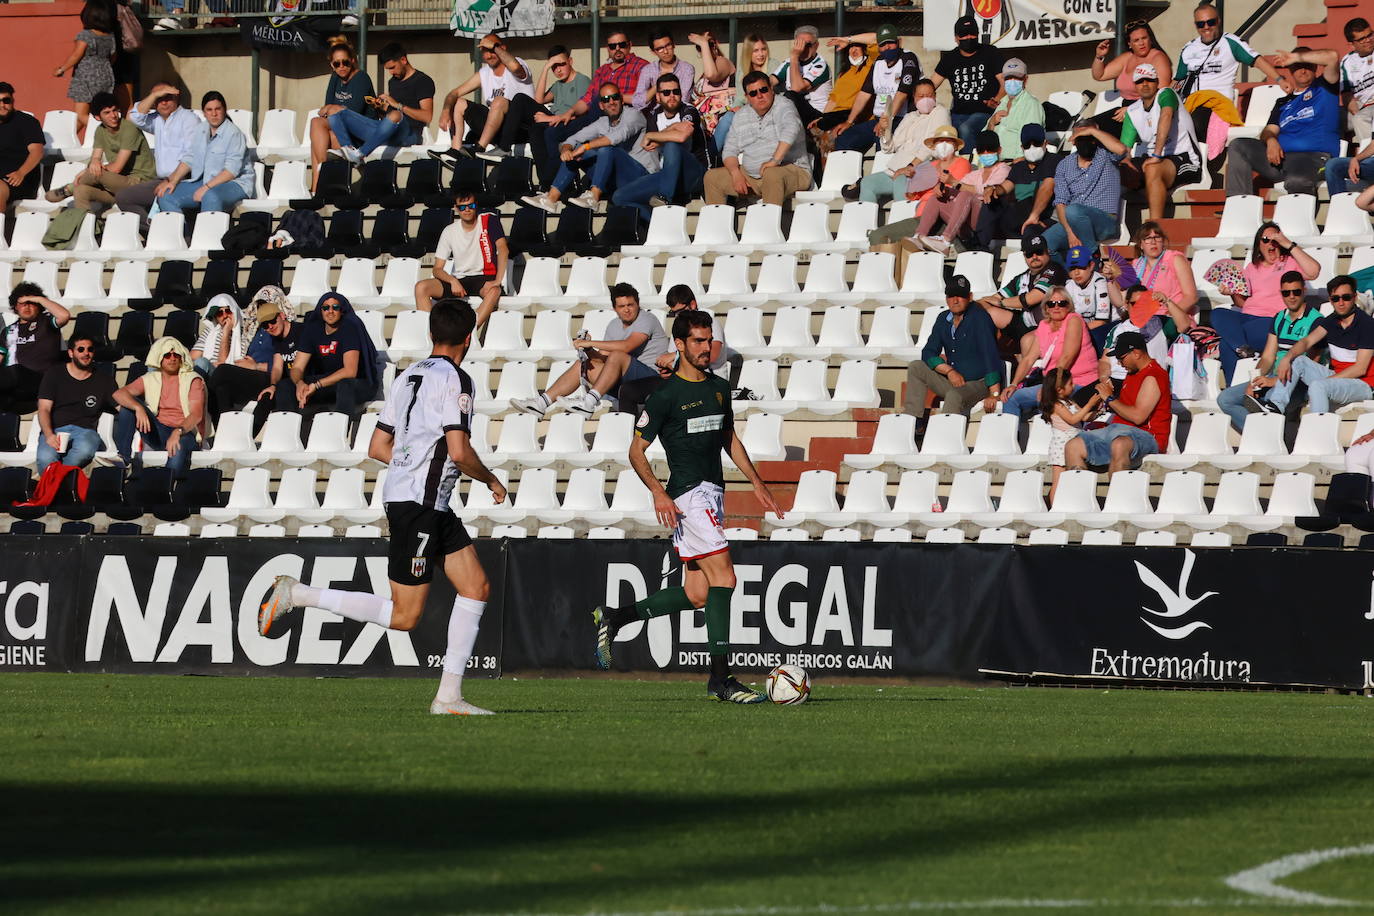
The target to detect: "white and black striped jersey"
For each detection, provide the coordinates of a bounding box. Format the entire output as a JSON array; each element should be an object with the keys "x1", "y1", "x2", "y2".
[{"x1": 376, "y1": 355, "x2": 474, "y2": 511}]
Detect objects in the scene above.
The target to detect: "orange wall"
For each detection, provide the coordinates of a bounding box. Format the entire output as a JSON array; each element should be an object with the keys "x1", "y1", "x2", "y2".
[{"x1": 1, "y1": 1, "x2": 91, "y2": 119}]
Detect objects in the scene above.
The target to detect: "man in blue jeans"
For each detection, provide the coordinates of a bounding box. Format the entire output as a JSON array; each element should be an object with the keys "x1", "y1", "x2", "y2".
[
  {"x1": 613, "y1": 73, "x2": 711, "y2": 222},
  {"x1": 1215, "y1": 270, "x2": 1321, "y2": 430},
  {"x1": 1042, "y1": 123, "x2": 1126, "y2": 264},
  {"x1": 35, "y1": 334, "x2": 117, "y2": 475},
  {"x1": 1265, "y1": 274, "x2": 1374, "y2": 415},
  {"x1": 1065, "y1": 331, "x2": 1171, "y2": 472},
  {"x1": 931, "y1": 15, "x2": 1004, "y2": 153},
  {"x1": 113, "y1": 337, "x2": 204, "y2": 478},
  {"x1": 328, "y1": 42, "x2": 435, "y2": 163}
]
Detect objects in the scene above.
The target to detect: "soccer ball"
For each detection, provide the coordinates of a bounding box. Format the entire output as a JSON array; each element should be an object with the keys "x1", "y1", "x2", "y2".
[{"x1": 765, "y1": 665, "x2": 810, "y2": 705}]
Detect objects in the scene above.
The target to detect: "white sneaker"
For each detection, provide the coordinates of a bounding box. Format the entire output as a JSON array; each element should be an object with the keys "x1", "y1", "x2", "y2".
[
  {"x1": 520, "y1": 193, "x2": 563, "y2": 214},
  {"x1": 475, "y1": 145, "x2": 509, "y2": 163},
  {"x1": 921, "y1": 236, "x2": 951, "y2": 255},
  {"x1": 258, "y1": 574, "x2": 299, "y2": 636},
  {"x1": 430, "y1": 698, "x2": 495, "y2": 716},
  {"x1": 564, "y1": 391, "x2": 603, "y2": 415},
  {"x1": 567, "y1": 191, "x2": 604, "y2": 213},
  {"x1": 154, "y1": 15, "x2": 181, "y2": 30},
  {"x1": 341, "y1": 146, "x2": 364, "y2": 165},
  {"x1": 341, "y1": 14, "x2": 359, "y2": 26},
  {"x1": 510, "y1": 395, "x2": 549, "y2": 417}
]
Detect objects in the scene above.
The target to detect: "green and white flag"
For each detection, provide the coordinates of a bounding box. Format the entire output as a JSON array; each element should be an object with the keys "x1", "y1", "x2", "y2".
[{"x1": 451, "y1": 0, "x2": 554, "y2": 38}]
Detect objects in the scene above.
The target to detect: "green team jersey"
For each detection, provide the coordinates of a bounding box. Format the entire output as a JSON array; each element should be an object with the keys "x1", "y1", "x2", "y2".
[{"x1": 635, "y1": 371, "x2": 734, "y2": 499}]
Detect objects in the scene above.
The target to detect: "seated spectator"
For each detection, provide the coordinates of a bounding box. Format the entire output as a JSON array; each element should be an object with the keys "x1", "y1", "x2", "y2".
[
  {"x1": 1090, "y1": 20, "x2": 1173, "y2": 128},
  {"x1": 436, "y1": 33, "x2": 534, "y2": 162},
  {"x1": 35, "y1": 334, "x2": 117, "y2": 475},
  {"x1": 520, "y1": 82, "x2": 651, "y2": 214},
  {"x1": 206, "y1": 288, "x2": 298, "y2": 424},
  {"x1": 510, "y1": 283, "x2": 668, "y2": 418},
  {"x1": 975, "y1": 229, "x2": 1066, "y2": 348},
  {"x1": 191, "y1": 294, "x2": 250, "y2": 379},
  {"x1": 1175, "y1": 6, "x2": 1280, "y2": 167},
  {"x1": 541, "y1": 32, "x2": 648, "y2": 179},
  {"x1": 1129, "y1": 222, "x2": 1199, "y2": 320},
  {"x1": 1118, "y1": 64, "x2": 1203, "y2": 221},
  {"x1": 711, "y1": 33, "x2": 779, "y2": 154},
  {"x1": 844, "y1": 79, "x2": 948, "y2": 204},
  {"x1": 613, "y1": 73, "x2": 712, "y2": 222},
  {"x1": 1224, "y1": 46, "x2": 1340, "y2": 197},
  {"x1": 1040, "y1": 367, "x2": 1105, "y2": 502},
  {"x1": 116, "y1": 82, "x2": 204, "y2": 231},
  {"x1": 0, "y1": 83, "x2": 45, "y2": 211},
  {"x1": 309, "y1": 39, "x2": 376, "y2": 193},
  {"x1": 277, "y1": 292, "x2": 380, "y2": 422},
  {"x1": 974, "y1": 122, "x2": 1059, "y2": 250},
  {"x1": 1065, "y1": 330, "x2": 1171, "y2": 471},
  {"x1": 619, "y1": 283, "x2": 738, "y2": 418},
  {"x1": 635, "y1": 30, "x2": 696, "y2": 110},
  {"x1": 833, "y1": 25, "x2": 922, "y2": 154},
  {"x1": 1001, "y1": 286, "x2": 1101, "y2": 421},
  {"x1": 1264, "y1": 275, "x2": 1374, "y2": 416},
  {"x1": 528, "y1": 46, "x2": 592, "y2": 187},
  {"x1": 703, "y1": 72, "x2": 811, "y2": 208},
  {"x1": 50, "y1": 91, "x2": 154, "y2": 213},
  {"x1": 1042, "y1": 123, "x2": 1127, "y2": 264},
  {"x1": 1216, "y1": 270, "x2": 1320, "y2": 431},
  {"x1": 908, "y1": 129, "x2": 1009, "y2": 255},
  {"x1": 1213, "y1": 221, "x2": 1321, "y2": 382},
  {"x1": 687, "y1": 31, "x2": 736, "y2": 140},
  {"x1": 1064, "y1": 244, "x2": 1125, "y2": 356},
  {"x1": 112, "y1": 336, "x2": 205, "y2": 478},
  {"x1": 865, "y1": 125, "x2": 970, "y2": 249},
  {"x1": 53, "y1": 1, "x2": 116, "y2": 140},
  {"x1": 773, "y1": 26, "x2": 833, "y2": 128},
  {"x1": 1343, "y1": 428, "x2": 1374, "y2": 505},
  {"x1": 988, "y1": 58, "x2": 1043, "y2": 160},
  {"x1": 1341, "y1": 18, "x2": 1374, "y2": 146},
  {"x1": 931, "y1": 15, "x2": 1004, "y2": 153},
  {"x1": 903, "y1": 274, "x2": 1002, "y2": 433},
  {"x1": 812, "y1": 35, "x2": 876, "y2": 136},
  {"x1": 329, "y1": 42, "x2": 434, "y2": 164},
  {"x1": 158, "y1": 91, "x2": 255, "y2": 216},
  {"x1": 0, "y1": 283, "x2": 71, "y2": 415},
  {"x1": 414, "y1": 189, "x2": 508, "y2": 327}
]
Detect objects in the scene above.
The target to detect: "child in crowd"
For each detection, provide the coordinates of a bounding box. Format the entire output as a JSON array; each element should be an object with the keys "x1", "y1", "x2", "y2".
[{"x1": 1040, "y1": 367, "x2": 1104, "y2": 501}]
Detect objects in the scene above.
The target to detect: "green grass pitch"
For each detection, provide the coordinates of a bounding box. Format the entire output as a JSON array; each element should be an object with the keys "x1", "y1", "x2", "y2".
[{"x1": 2, "y1": 674, "x2": 1372, "y2": 915}]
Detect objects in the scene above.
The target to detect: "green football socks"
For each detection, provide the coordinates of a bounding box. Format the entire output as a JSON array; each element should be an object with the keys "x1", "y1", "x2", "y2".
[
  {"x1": 633, "y1": 586, "x2": 694, "y2": 620},
  {"x1": 704, "y1": 587, "x2": 733, "y2": 658}
]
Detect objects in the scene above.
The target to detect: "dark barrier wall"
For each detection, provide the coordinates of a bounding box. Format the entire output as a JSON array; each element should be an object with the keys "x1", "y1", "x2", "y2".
[{"x1": 2, "y1": 537, "x2": 1373, "y2": 690}]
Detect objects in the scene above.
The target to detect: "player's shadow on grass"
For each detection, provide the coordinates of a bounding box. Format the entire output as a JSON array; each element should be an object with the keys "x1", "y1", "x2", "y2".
[{"x1": 3, "y1": 754, "x2": 1365, "y2": 913}]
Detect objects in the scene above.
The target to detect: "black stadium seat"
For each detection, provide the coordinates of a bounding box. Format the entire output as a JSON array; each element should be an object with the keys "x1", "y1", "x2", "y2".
[
  {"x1": 412, "y1": 206, "x2": 452, "y2": 256},
  {"x1": 504, "y1": 206, "x2": 547, "y2": 259},
  {"x1": 302, "y1": 160, "x2": 351, "y2": 209},
  {"x1": 114, "y1": 311, "x2": 154, "y2": 362},
  {"x1": 200, "y1": 258, "x2": 241, "y2": 304},
  {"x1": 106, "y1": 522, "x2": 143, "y2": 536},
  {"x1": 59, "y1": 521, "x2": 95, "y2": 536},
  {"x1": 130, "y1": 260, "x2": 196, "y2": 312},
  {"x1": 445, "y1": 158, "x2": 485, "y2": 201},
  {"x1": 86, "y1": 466, "x2": 137, "y2": 521},
  {"x1": 171, "y1": 467, "x2": 225, "y2": 515},
  {"x1": 481, "y1": 155, "x2": 534, "y2": 207},
  {"x1": 243, "y1": 259, "x2": 284, "y2": 298},
  {"x1": 579, "y1": 205, "x2": 644, "y2": 257},
  {"x1": 163, "y1": 310, "x2": 199, "y2": 350},
  {"x1": 70, "y1": 311, "x2": 113, "y2": 360},
  {"x1": 386, "y1": 158, "x2": 442, "y2": 209},
  {"x1": 0, "y1": 413, "x2": 21, "y2": 453},
  {"x1": 9, "y1": 520, "x2": 44, "y2": 535},
  {"x1": 349, "y1": 159, "x2": 398, "y2": 209},
  {"x1": 368, "y1": 208, "x2": 411, "y2": 257},
  {"x1": 528, "y1": 206, "x2": 592, "y2": 260},
  {"x1": 0, "y1": 467, "x2": 32, "y2": 507}
]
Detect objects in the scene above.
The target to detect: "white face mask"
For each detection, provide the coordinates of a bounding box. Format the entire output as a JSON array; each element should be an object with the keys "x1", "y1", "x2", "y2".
[
  {"x1": 915, "y1": 96, "x2": 936, "y2": 115},
  {"x1": 849, "y1": 52, "x2": 865, "y2": 66},
  {"x1": 1024, "y1": 145, "x2": 1045, "y2": 163},
  {"x1": 934, "y1": 141, "x2": 956, "y2": 159}
]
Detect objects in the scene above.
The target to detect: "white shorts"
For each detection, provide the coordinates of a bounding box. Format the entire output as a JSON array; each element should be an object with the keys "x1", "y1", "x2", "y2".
[{"x1": 672, "y1": 481, "x2": 728, "y2": 562}]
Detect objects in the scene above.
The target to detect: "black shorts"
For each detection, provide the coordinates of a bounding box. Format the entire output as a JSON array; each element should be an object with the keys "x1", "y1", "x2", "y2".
[
  {"x1": 1131, "y1": 153, "x2": 1201, "y2": 187},
  {"x1": 442, "y1": 276, "x2": 500, "y2": 299},
  {"x1": 385, "y1": 501, "x2": 472, "y2": 586}
]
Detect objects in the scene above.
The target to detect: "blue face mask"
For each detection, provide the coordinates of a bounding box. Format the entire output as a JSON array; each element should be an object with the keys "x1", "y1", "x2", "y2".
[
  {"x1": 1005, "y1": 78, "x2": 1024, "y2": 97},
  {"x1": 879, "y1": 47, "x2": 903, "y2": 63},
  {"x1": 978, "y1": 152, "x2": 999, "y2": 167}
]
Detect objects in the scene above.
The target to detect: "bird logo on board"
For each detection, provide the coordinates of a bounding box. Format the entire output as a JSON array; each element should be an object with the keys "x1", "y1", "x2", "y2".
[
  {"x1": 411, "y1": 556, "x2": 427, "y2": 578},
  {"x1": 1134, "y1": 549, "x2": 1217, "y2": 640}
]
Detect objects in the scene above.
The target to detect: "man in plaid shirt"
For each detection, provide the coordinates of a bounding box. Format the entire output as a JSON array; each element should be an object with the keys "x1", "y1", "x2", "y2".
[{"x1": 542, "y1": 30, "x2": 648, "y2": 185}]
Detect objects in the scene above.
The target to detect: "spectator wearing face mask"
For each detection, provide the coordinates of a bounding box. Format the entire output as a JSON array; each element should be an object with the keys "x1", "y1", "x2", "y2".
[
  {"x1": 832, "y1": 24, "x2": 923, "y2": 154},
  {"x1": 975, "y1": 123, "x2": 1060, "y2": 250},
  {"x1": 931, "y1": 15, "x2": 1005, "y2": 153},
  {"x1": 843, "y1": 78, "x2": 948, "y2": 204},
  {"x1": 987, "y1": 58, "x2": 1043, "y2": 159},
  {"x1": 908, "y1": 129, "x2": 1009, "y2": 255},
  {"x1": 865, "y1": 125, "x2": 971, "y2": 247},
  {"x1": 1042, "y1": 123, "x2": 1128, "y2": 264}
]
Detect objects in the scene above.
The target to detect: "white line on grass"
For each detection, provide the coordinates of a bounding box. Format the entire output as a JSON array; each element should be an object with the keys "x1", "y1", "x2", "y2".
[
  {"x1": 463, "y1": 897, "x2": 1347, "y2": 916},
  {"x1": 1225, "y1": 842, "x2": 1374, "y2": 906}
]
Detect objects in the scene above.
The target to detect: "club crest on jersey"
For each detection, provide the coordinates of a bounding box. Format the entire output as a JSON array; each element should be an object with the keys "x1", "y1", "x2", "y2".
[
  {"x1": 411, "y1": 556, "x2": 427, "y2": 578},
  {"x1": 636, "y1": 411, "x2": 650, "y2": 428},
  {"x1": 457, "y1": 392, "x2": 473, "y2": 415}
]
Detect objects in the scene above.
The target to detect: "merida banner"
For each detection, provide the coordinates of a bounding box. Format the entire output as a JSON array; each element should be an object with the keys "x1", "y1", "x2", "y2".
[
  {"x1": 925, "y1": 0, "x2": 1116, "y2": 50},
  {"x1": 239, "y1": 0, "x2": 344, "y2": 53}
]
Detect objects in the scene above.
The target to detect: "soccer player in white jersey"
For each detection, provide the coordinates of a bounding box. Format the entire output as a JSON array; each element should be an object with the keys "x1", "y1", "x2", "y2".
[{"x1": 258, "y1": 300, "x2": 507, "y2": 716}]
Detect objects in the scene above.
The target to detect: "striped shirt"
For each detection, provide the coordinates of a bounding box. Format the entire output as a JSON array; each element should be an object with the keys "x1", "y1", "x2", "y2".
[
  {"x1": 376, "y1": 356, "x2": 475, "y2": 511},
  {"x1": 1053, "y1": 145, "x2": 1124, "y2": 217}
]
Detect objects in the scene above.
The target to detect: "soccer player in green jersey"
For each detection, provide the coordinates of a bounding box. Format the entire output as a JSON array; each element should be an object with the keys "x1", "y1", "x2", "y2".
[{"x1": 591, "y1": 310, "x2": 783, "y2": 703}]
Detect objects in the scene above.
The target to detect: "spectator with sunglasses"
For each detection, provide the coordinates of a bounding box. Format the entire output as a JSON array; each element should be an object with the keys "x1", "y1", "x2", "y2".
[
  {"x1": 613, "y1": 74, "x2": 712, "y2": 222},
  {"x1": 542, "y1": 32, "x2": 647, "y2": 180},
  {"x1": 0, "y1": 83, "x2": 44, "y2": 211},
  {"x1": 414, "y1": 189, "x2": 508, "y2": 328},
  {"x1": 1175, "y1": 4, "x2": 1280, "y2": 158},
  {"x1": 435, "y1": 33, "x2": 533, "y2": 162},
  {"x1": 35, "y1": 334, "x2": 117, "y2": 476},
  {"x1": 1216, "y1": 270, "x2": 1321, "y2": 431},
  {"x1": 1263, "y1": 275, "x2": 1374, "y2": 416},
  {"x1": 703, "y1": 71, "x2": 811, "y2": 207},
  {"x1": 1340, "y1": 18, "x2": 1374, "y2": 147},
  {"x1": 112, "y1": 336, "x2": 205, "y2": 479},
  {"x1": 1000, "y1": 285, "x2": 1101, "y2": 422},
  {"x1": 279, "y1": 292, "x2": 380, "y2": 423},
  {"x1": 307, "y1": 39, "x2": 375, "y2": 194},
  {"x1": 520, "y1": 81, "x2": 652, "y2": 214},
  {"x1": 328, "y1": 43, "x2": 435, "y2": 165},
  {"x1": 527, "y1": 46, "x2": 590, "y2": 188},
  {"x1": 635, "y1": 30, "x2": 696, "y2": 110},
  {"x1": 1224, "y1": 46, "x2": 1340, "y2": 197},
  {"x1": 1213, "y1": 221, "x2": 1321, "y2": 382}
]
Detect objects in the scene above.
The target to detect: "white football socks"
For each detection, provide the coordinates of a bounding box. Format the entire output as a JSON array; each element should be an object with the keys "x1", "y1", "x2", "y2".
[
  {"x1": 290, "y1": 584, "x2": 394, "y2": 628},
  {"x1": 436, "y1": 595, "x2": 486, "y2": 702}
]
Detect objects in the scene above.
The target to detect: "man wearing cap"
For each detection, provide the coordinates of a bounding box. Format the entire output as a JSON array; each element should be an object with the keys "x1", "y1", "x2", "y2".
[
  {"x1": 704, "y1": 70, "x2": 812, "y2": 207},
  {"x1": 1042, "y1": 122, "x2": 1127, "y2": 264},
  {"x1": 987, "y1": 58, "x2": 1043, "y2": 160},
  {"x1": 1066, "y1": 330, "x2": 1171, "y2": 471},
  {"x1": 1216, "y1": 269, "x2": 1321, "y2": 431},
  {"x1": 1094, "y1": 286, "x2": 1192, "y2": 455},
  {"x1": 904, "y1": 274, "x2": 1003, "y2": 430},
  {"x1": 977, "y1": 229, "x2": 1066, "y2": 349},
  {"x1": 1225, "y1": 46, "x2": 1340, "y2": 197},
  {"x1": 932, "y1": 15, "x2": 1005, "y2": 153},
  {"x1": 975, "y1": 122, "x2": 1060, "y2": 250},
  {"x1": 1064, "y1": 244, "x2": 1124, "y2": 356},
  {"x1": 1120, "y1": 63, "x2": 1202, "y2": 222},
  {"x1": 206, "y1": 294, "x2": 300, "y2": 423},
  {"x1": 833, "y1": 24, "x2": 923, "y2": 154}
]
